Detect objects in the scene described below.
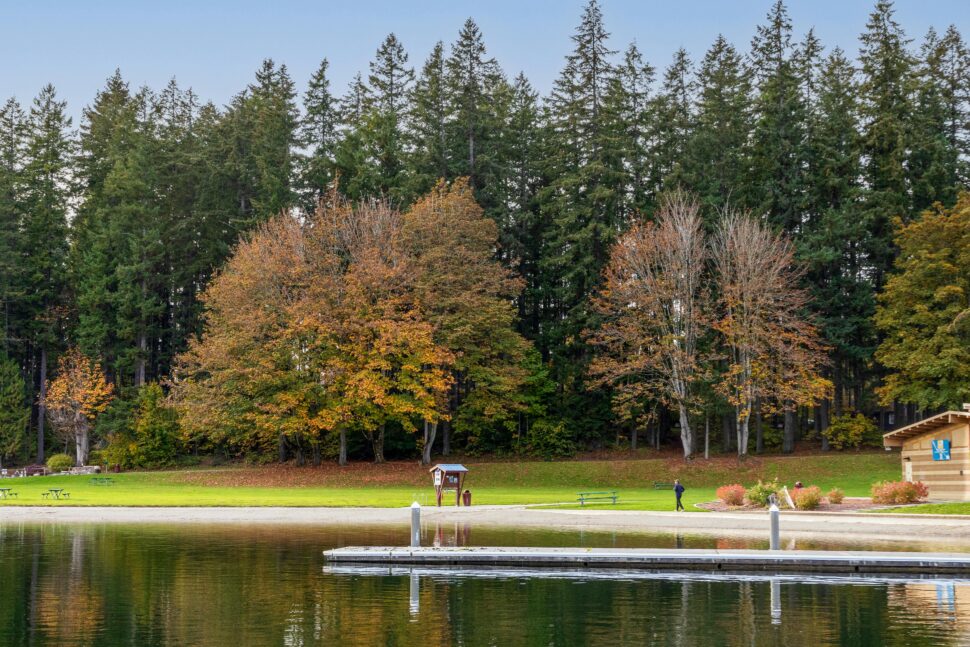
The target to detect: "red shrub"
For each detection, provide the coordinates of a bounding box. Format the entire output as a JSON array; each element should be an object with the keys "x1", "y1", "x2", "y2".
[
  {"x1": 716, "y1": 484, "x2": 746, "y2": 506},
  {"x1": 871, "y1": 480, "x2": 929, "y2": 504}
]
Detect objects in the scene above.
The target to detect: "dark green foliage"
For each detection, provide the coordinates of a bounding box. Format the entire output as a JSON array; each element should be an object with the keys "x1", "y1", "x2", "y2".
[{"x1": 0, "y1": 353, "x2": 27, "y2": 466}]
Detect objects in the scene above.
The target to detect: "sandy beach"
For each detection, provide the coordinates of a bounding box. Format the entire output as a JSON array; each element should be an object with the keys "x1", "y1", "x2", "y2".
[{"x1": 4, "y1": 505, "x2": 970, "y2": 545}]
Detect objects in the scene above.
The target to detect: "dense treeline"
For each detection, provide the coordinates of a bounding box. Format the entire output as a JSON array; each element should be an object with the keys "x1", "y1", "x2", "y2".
[{"x1": 0, "y1": 0, "x2": 967, "y2": 466}]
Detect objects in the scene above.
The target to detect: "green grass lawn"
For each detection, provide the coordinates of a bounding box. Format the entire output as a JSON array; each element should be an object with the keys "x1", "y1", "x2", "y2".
[
  {"x1": 0, "y1": 450, "x2": 900, "y2": 511},
  {"x1": 876, "y1": 502, "x2": 970, "y2": 515}
]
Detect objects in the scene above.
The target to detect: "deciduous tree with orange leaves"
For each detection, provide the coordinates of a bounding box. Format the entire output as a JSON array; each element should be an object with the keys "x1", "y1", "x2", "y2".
[{"x1": 45, "y1": 348, "x2": 114, "y2": 466}]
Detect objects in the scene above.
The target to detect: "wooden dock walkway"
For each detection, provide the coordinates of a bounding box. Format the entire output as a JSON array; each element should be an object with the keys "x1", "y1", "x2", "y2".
[{"x1": 323, "y1": 546, "x2": 970, "y2": 575}]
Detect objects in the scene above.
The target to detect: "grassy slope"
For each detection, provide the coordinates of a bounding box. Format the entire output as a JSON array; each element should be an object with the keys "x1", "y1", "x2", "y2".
[{"x1": 0, "y1": 451, "x2": 899, "y2": 511}]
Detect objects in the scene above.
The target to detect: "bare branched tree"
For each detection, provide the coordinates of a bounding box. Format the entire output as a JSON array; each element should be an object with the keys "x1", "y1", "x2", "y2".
[
  {"x1": 591, "y1": 192, "x2": 708, "y2": 459},
  {"x1": 712, "y1": 209, "x2": 829, "y2": 458}
]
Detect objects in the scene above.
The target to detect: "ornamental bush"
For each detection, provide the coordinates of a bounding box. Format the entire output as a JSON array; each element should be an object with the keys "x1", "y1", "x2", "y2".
[
  {"x1": 745, "y1": 479, "x2": 780, "y2": 507},
  {"x1": 794, "y1": 485, "x2": 822, "y2": 510},
  {"x1": 827, "y1": 488, "x2": 845, "y2": 504},
  {"x1": 871, "y1": 480, "x2": 929, "y2": 504},
  {"x1": 716, "y1": 484, "x2": 746, "y2": 506},
  {"x1": 823, "y1": 412, "x2": 880, "y2": 450},
  {"x1": 46, "y1": 453, "x2": 74, "y2": 472}
]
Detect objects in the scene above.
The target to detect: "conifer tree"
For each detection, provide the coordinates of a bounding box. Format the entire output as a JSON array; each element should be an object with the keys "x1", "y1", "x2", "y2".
[
  {"x1": 908, "y1": 27, "x2": 965, "y2": 211},
  {"x1": 299, "y1": 59, "x2": 338, "y2": 213},
  {"x1": 748, "y1": 1, "x2": 807, "y2": 235},
  {"x1": 859, "y1": 0, "x2": 915, "y2": 288},
  {"x1": 445, "y1": 19, "x2": 501, "y2": 188},
  {"x1": 0, "y1": 99, "x2": 26, "y2": 357},
  {"x1": 648, "y1": 48, "x2": 694, "y2": 194},
  {"x1": 21, "y1": 84, "x2": 72, "y2": 461},
  {"x1": 539, "y1": 0, "x2": 624, "y2": 437},
  {"x1": 682, "y1": 35, "x2": 752, "y2": 219},
  {"x1": 409, "y1": 42, "x2": 450, "y2": 195},
  {"x1": 799, "y1": 48, "x2": 875, "y2": 420},
  {"x1": 0, "y1": 353, "x2": 27, "y2": 467}
]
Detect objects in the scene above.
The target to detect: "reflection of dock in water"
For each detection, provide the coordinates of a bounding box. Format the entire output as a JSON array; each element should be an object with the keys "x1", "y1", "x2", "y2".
[{"x1": 324, "y1": 563, "x2": 970, "y2": 626}]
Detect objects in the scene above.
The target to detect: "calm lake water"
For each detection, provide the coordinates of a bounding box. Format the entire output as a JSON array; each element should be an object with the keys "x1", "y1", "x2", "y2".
[{"x1": 2, "y1": 522, "x2": 970, "y2": 646}]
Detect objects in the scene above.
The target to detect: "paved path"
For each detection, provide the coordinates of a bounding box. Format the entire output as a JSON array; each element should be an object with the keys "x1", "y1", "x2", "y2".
[{"x1": 4, "y1": 505, "x2": 970, "y2": 544}]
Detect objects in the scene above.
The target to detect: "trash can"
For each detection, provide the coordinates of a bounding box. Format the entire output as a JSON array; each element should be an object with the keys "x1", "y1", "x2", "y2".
[{"x1": 462, "y1": 489, "x2": 472, "y2": 506}]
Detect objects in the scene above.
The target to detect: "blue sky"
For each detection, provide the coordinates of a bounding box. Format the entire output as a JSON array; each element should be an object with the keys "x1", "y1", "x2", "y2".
[{"x1": 2, "y1": 1, "x2": 967, "y2": 124}]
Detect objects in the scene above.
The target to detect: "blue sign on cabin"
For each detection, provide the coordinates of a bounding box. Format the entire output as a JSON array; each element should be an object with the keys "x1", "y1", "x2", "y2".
[{"x1": 932, "y1": 439, "x2": 951, "y2": 461}]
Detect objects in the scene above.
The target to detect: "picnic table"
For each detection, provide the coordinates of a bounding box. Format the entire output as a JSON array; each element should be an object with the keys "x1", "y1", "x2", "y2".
[
  {"x1": 42, "y1": 488, "x2": 69, "y2": 500},
  {"x1": 90, "y1": 477, "x2": 114, "y2": 486},
  {"x1": 0, "y1": 487, "x2": 16, "y2": 499}
]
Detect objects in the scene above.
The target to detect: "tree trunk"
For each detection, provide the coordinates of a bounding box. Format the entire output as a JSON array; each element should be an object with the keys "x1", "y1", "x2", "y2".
[
  {"x1": 278, "y1": 433, "x2": 287, "y2": 463},
  {"x1": 754, "y1": 401, "x2": 764, "y2": 454},
  {"x1": 820, "y1": 399, "x2": 831, "y2": 451},
  {"x1": 312, "y1": 441, "x2": 321, "y2": 466},
  {"x1": 75, "y1": 426, "x2": 90, "y2": 466},
  {"x1": 704, "y1": 416, "x2": 710, "y2": 460},
  {"x1": 372, "y1": 424, "x2": 386, "y2": 464},
  {"x1": 37, "y1": 347, "x2": 47, "y2": 464},
  {"x1": 782, "y1": 401, "x2": 796, "y2": 454},
  {"x1": 338, "y1": 428, "x2": 347, "y2": 466},
  {"x1": 631, "y1": 424, "x2": 637, "y2": 451},
  {"x1": 736, "y1": 406, "x2": 750, "y2": 459},
  {"x1": 677, "y1": 403, "x2": 693, "y2": 459},
  {"x1": 442, "y1": 420, "x2": 451, "y2": 456},
  {"x1": 422, "y1": 421, "x2": 438, "y2": 466}
]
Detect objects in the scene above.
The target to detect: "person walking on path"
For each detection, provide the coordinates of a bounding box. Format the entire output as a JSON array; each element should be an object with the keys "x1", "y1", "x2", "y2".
[{"x1": 674, "y1": 480, "x2": 685, "y2": 511}]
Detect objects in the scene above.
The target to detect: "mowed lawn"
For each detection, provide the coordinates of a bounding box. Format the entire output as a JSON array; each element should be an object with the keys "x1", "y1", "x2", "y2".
[{"x1": 0, "y1": 451, "x2": 900, "y2": 511}]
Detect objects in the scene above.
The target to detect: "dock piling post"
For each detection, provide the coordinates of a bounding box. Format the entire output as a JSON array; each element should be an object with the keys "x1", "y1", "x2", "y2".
[
  {"x1": 410, "y1": 502, "x2": 421, "y2": 547},
  {"x1": 769, "y1": 503, "x2": 780, "y2": 550}
]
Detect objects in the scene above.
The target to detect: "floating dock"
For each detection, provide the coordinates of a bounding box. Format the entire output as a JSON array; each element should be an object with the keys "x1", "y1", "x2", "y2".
[{"x1": 323, "y1": 546, "x2": 970, "y2": 575}]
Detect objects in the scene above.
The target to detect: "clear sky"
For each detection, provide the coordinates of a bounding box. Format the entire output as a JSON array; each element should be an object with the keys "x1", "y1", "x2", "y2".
[{"x1": 2, "y1": 0, "x2": 968, "y2": 124}]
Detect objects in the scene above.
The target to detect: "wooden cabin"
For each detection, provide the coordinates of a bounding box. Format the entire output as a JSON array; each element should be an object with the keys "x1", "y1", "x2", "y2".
[{"x1": 883, "y1": 411, "x2": 970, "y2": 501}]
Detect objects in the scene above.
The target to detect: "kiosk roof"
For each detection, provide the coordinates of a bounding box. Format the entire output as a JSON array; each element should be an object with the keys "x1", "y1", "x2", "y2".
[{"x1": 429, "y1": 464, "x2": 468, "y2": 473}]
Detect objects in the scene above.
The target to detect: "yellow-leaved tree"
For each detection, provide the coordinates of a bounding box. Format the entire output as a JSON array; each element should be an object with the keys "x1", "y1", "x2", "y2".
[{"x1": 45, "y1": 348, "x2": 114, "y2": 466}]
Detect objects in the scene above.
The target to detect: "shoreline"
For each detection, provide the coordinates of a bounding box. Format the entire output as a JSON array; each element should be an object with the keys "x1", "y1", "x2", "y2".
[{"x1": 4, "y1": 505, "x2": 970, "y2": 545}]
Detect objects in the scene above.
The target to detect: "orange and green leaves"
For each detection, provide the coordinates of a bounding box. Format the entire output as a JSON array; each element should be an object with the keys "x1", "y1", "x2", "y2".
[{"x1": 875, "y1": 193, "x2": 970, "y2": 409}]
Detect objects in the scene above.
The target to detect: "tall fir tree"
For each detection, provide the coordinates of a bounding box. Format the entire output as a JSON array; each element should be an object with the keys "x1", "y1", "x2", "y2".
[
  {"x1": 858, "y1": 0, "x2": 915, "y2": 288},
  {"x1": 0, "y1": 98, "x2": 26, "y2": 358},
  {"x1": 21, "y1": 84, "x2": 73, "y2": 461},
  {"x1": 747, "y1": 0, "x2": 808, "y2": 235},
  {"x1": 682, "y1": 35, "x2": 753, "y2": 221},
  {"x1": 800, "y1": 48, "x2": 875, "y2": 422},
  {"x1": 299, "y1": 59, "x2": 338, "y2": 213},
  {"x1": 409, "y1": 42, "x2": 450, "y2": 196},
  {"x1": 539, "y1": 0, "x2": 626, "y2": 438},
  {"x1": 648, "y1": 48, "x2": 694, "y2": 195}
]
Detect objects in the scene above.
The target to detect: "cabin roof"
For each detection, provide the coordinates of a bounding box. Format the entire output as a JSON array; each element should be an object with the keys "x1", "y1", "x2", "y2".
[{"x1": 883, "y1": 411, "x2": 970, "y2": 447}]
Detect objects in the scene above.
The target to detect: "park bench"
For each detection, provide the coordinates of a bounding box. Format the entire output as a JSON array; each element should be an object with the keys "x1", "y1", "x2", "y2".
[
  {"x1": 653, "y1": 481, "x2": 674, "y2": 490},
  {"x1": 577, "y1": 490, "x2": 618, "y2": 506}
]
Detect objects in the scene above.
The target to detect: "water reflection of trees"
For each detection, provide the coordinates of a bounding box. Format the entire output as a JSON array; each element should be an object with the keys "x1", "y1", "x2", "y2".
[{"x1": 0, "y1": 523, "x2": 968, "y2": 645}]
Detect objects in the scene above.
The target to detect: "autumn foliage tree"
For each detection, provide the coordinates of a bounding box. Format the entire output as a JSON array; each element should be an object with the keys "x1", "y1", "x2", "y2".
[
  {"x1": 712, "y1": 210, "x2": 830, "y2": 458},
  {"x1": 45, "y1": 348, "x2": 114, "y2": 466},
  {"x1": 875, "y1": 194, "x2": 970, "y2": 410},
  {"x1": 590, "y1": 193, "x2": 708, "y2": 458}
]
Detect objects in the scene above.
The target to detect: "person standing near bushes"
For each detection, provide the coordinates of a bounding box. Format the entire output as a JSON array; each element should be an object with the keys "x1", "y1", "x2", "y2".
[{"x1": 674, "y1": 480, "x2": 685, "y2": 511}]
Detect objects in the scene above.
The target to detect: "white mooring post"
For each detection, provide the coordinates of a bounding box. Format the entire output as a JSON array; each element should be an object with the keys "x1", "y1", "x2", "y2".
[
  {"x1": 410, "y1": 502, "x2": 421, "y2": 548},
  {"x1": 769, "y1": 502, "x2": 780, "y2": 551}
]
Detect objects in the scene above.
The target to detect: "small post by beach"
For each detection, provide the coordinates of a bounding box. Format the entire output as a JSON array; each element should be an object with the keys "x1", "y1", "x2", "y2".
[{"x1": 410, "y1": 502, "x2": 421, "y2": 547}]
